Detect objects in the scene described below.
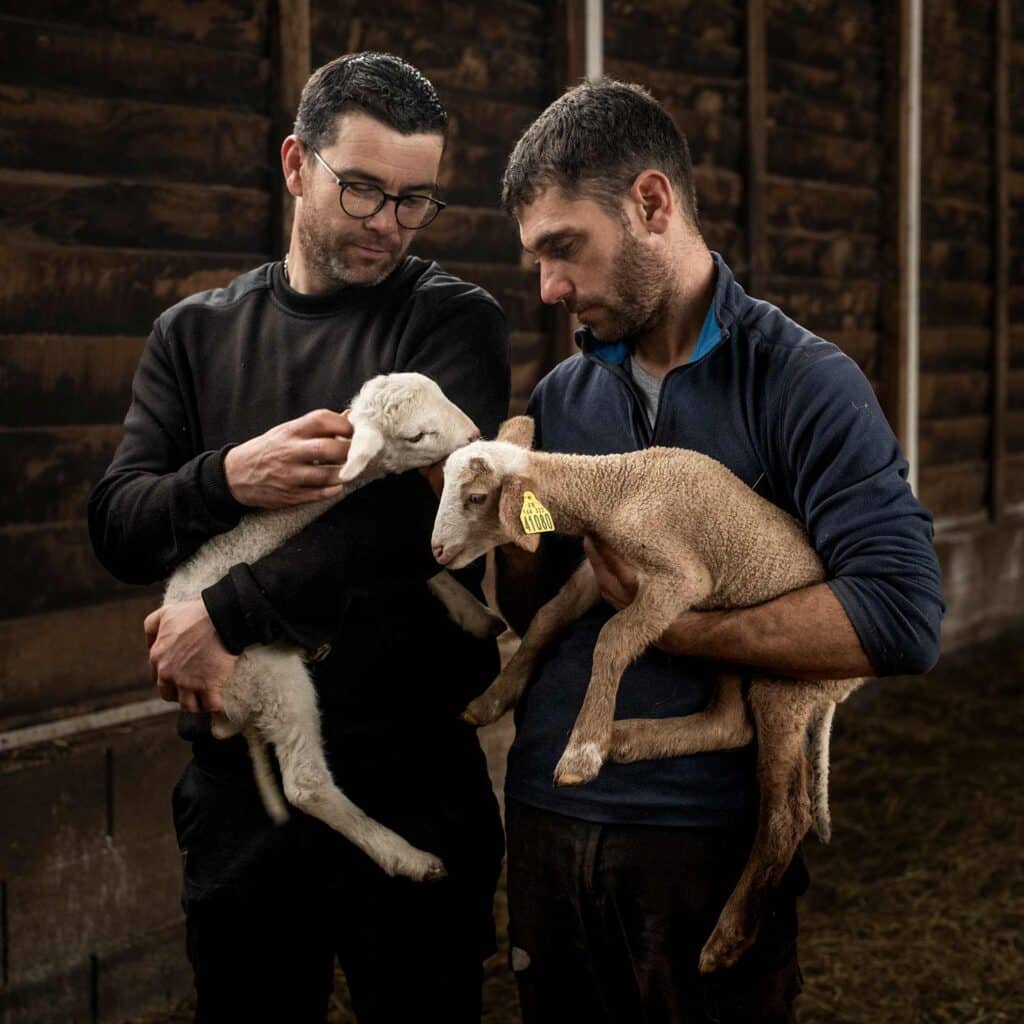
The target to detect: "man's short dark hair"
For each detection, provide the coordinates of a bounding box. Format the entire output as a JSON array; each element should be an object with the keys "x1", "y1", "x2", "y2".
[
  {"x1": 501, "y1": 78, "x2": 699, "y2": 226},
  {"x1": 294, "y1": 52, "x2": 448, "y2": 150}
]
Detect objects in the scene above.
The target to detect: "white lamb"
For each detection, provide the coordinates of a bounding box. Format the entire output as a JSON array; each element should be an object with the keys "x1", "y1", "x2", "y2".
[
  {"x1": 431, "y1": 416, "x2": 864, "y2": 968},
  {"x1": 165, "y1": 373, "x2": 501, "y2": 881}
]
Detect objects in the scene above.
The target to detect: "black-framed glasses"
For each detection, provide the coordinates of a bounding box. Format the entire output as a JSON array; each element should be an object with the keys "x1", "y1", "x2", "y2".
[{"x1": 309, "y1": 147, "x2": 446, "y2": 229}]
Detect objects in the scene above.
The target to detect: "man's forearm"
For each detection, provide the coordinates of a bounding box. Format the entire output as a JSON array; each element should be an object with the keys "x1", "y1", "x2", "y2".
[{"x1": 658, "y1": 582, "x2": 875, "y2": 680}]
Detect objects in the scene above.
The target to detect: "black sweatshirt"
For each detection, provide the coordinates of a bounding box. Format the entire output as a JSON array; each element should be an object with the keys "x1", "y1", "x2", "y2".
[{"x1": 89, "y1": 258, "x2": 510, "y2": 751}]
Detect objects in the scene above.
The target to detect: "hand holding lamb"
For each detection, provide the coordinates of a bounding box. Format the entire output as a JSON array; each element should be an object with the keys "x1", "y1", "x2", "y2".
[{"x1": 160, "y1": 373, "x2": 504, "y2": 883}]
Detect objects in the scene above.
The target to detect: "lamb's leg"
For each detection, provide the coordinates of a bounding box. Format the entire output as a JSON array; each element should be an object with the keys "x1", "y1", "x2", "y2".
[
  {"x1": 462, "y1": 558, "x2": 601, "y2": 727},
  {"x1": 211, "y1": 711, "x2": 243, "y2": 740},
  {"x1": 555, "y1": 573, "x2": 702, "y2": 786},
  {"x1": 698, "y1": 682, "x2": 815, "y2": 973},
  {"x1": 427, "y1": 570, "x2": 506, "y2": 639},
  {"x1": 607, "y1": 672, "x2": 753, "y2": 763},
  {"x1": 256, "y1": 656, "x2": 447, "y2": 882},
  {"x1": 245, "y1": 727, "x2": 289, "y2": 826}
]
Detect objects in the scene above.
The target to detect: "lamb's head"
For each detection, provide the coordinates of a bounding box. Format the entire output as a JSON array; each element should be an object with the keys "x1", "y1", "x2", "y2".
[
  {"x1": 341, "y1": 373, "x2": 480, "y2": 483},
  {"x1": 432, "y1": 416, "x2": 540, "y2": 569}
]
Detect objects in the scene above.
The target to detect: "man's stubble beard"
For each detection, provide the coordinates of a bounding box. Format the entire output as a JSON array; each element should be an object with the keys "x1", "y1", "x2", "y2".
[
  {"x1": 591, "y1": 224, "x2": 676, "y2": 343},
  {"x1": 295, "y1": 202, "x2": 402, "y2": 289}
]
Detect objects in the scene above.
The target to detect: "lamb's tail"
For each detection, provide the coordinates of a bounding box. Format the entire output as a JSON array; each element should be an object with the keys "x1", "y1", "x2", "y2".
[
  {"x1": 807, "y1": 701, "x2": 836, "y2": 843},
  {"x1": 245, "y1": 727, "x2": 289, "y2": 826}
]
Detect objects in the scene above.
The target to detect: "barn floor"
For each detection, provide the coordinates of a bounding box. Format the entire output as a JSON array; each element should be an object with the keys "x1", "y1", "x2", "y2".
[{"x1": 135, "y1": 627, "x2": 1024, "y2": 1023}]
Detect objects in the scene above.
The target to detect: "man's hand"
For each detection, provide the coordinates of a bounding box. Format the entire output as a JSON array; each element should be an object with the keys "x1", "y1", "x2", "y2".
[
  {"x1": 145, "y1": 600, "x2": 238, "y2": 713},
  {"x1": 224, "y1": 408, "x2": 353, "y2": 509},
  {"x1": 584, "y1": 537, "x2": 704, "y2": 652}
]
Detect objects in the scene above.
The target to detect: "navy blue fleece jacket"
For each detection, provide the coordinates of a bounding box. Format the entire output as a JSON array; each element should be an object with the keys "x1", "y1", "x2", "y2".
[{"x1": 505, "y1": 252, "x2": 944, "y2": 827}]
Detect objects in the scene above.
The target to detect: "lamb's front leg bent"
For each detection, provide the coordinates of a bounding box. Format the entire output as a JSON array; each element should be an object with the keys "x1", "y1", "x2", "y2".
[
  {"x1": 555, "y1": 571, "x2": 704, "y2": 786},
  {"x1": 462, "y1": 559, "x2": 601, "y2": 727}
]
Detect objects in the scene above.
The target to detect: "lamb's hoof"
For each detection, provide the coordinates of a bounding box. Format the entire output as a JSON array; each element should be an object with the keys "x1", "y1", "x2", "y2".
[
  {"x1": 395, "y1": 850, "x2": 447, "y2": 883},
  {"x1": 553, "y1": 741, "x2": 605, "y2": 787},
  {"x1": 698, "y1": 924, "x2": 752, "y2": 974},
  {"x1": 422, "y1": 857, "x2": 448, "y2": 883},
  {"x1": 461, "y1": 692, "x2": 503, "y2": 728}
]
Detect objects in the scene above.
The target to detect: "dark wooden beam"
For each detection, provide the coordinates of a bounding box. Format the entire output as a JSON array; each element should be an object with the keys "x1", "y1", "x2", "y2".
[
  {"x1": 992, "y1": 0, "x2": 1010, "y2": 519},
  {"x1": 746, "y1": 0, "x2": 767, "y2": 297},
  {"x1": 272, "y1": 0, "x2": 311, "y2": 256},
  {"x1": 886, "y1": 0, "x2": 917, "y2": 466},
  {"x1": 544, "y1": 0, "x2": 589, "y2": 367}
]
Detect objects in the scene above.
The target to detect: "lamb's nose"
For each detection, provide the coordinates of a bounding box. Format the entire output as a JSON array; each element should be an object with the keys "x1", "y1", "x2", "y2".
[
  {"x1": 432, "y1": 543, "x2": 447, "y2": 563},
  {"x1": 466, "y1": 428, "x2": 480, "y2": 443}
]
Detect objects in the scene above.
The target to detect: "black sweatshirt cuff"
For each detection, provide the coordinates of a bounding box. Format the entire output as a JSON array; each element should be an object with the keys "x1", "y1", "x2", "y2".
[
  {"x1": 198, "y1": 444, "x2": 250, "y2": 525},
  {"x1": 202, "y1": 568, "x2": 258, "y2": 655}
]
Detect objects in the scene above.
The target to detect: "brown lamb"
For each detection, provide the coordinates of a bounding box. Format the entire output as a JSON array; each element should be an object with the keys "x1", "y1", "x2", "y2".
[{"x1": 430, "y1": 415, "x2": 864, "y2": 973}]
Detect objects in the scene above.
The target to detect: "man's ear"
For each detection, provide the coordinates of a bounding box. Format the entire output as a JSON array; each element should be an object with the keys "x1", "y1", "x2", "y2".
[
  {"x1": 497, "y1": 476, "x2": 541, "y2": 553},
  {"x1": 281, "y1": 135, "x2": 305, "y2": 199},
  {"x1": 497, "y1": 416, "x2": 535, "y2": 449},
  {"x1": 339, "y1": 421, "x2": 384, "y2": 482}
]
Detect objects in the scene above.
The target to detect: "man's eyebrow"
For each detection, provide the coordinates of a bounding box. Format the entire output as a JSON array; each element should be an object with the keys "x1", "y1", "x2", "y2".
[
  {"x1": 335, "y1": 166, "x2": 439, "y2": 193},
  {"x1": 522, "y1": 229, "x2": 577, "y2": 255}
]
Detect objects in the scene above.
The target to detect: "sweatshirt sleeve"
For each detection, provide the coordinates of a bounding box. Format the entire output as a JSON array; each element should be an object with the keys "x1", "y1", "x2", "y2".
[
  {"x1": 775, "y1": 347, "x2": 944, "y2": 676},
  {"x1": 201, "y1": 296, "x2": 510, "y2": 655},
  {"x1": 88, "y1": 322, "x2": 249, "y2": 584}
]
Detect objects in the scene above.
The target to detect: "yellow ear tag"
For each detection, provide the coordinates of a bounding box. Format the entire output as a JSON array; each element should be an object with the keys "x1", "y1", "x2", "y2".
[{"x1": 520, "y1": 490, "x2": 555, "y2": 535}]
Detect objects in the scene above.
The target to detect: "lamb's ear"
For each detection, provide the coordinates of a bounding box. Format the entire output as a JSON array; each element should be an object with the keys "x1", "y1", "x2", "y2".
[
  {"x1": 497, "y1": 476, "x2": 541, "y2": 553},
  {"x1": 496, "y1": 416, "x2": 535, "y2": 449},
  {"x1": 339, "y1": 421, "x2": 384, "y2": 482}
]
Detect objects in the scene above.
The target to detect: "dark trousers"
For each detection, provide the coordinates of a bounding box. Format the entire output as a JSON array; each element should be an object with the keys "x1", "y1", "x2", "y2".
[
  {"x1": 505, "y1": 799, "x2": 806, "y2": 1024},
  {"x1": 186, "y1": 864, "x2": 487, "y2": 1023},
  {"x1": 173, "y1": 730, "x2": 505, "y2": 1024}
]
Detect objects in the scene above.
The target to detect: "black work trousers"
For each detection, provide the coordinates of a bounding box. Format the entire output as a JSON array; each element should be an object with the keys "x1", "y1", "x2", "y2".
[
  {"x1": 505, "y1": 799, "x2": 807, "y2": 1024},
  {"x1": 173, "y1": 729, "x2": 505, "y2": 1024}
]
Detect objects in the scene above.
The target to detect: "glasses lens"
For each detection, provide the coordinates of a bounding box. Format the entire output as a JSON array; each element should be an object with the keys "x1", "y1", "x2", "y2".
[
  {"x1": 340, "y1": 183, "x2": 385, "y2": 218},
  {"x1": 396, "y1": 197, "x2": 440, "y2": 229}
]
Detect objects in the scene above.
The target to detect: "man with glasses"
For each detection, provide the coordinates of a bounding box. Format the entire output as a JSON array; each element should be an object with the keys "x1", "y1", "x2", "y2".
[{"x1": 90, "y1": 53, "x2": 509, "y2": 1023}]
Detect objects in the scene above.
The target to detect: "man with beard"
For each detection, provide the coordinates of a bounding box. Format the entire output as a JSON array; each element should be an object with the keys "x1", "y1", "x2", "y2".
[
  {"x1": 493, "y1": 80, "x2": 943, "y2": 1023},
  {"x1": 89, "y1": 53, "x2": 508, "y2": 1022}
]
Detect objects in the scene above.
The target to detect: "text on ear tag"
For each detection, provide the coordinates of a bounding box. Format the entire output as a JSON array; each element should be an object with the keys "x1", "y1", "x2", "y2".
[{"x1": 520, "y1": 491, "x2": 555, "y2": 534}]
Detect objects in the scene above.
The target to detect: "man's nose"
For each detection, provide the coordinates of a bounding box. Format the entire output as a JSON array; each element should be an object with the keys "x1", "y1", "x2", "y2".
[
  {"x1": 361, "y1": 201, "x2": 401, "y2": 234},
  {"x1": 539, "y1": 266, "x2": 572, "y2": 307}
]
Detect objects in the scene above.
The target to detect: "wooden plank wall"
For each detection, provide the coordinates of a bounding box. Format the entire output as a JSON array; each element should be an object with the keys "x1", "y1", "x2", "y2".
[
  {"x1": 919, "y1": 0, "x2": 998, "y2": 521},
  {"x1": 0, "y1": 1, "x2": 274, "y2": 729},
  {"x1": 758, "y1": 0, "x2": 887, "y2": 388},
  {"x1": 604, "y1": 0, "x2": 749, "y2": 289},
  {"x1": 931, "y1": 0, "x2": 1024, "y2": 649},
  {"x1": 1007, "y1": 0, "x2": 1024, "y2": 509},
  {"x1": 309, "y1": 0, "x2": 556, "y2": 414},
  {"x1": 0, "y1": 3, "x2": 274, "y2": 1019},
  {"x1": 604, "y1": 0, "x2": 886, "y2": 386}
]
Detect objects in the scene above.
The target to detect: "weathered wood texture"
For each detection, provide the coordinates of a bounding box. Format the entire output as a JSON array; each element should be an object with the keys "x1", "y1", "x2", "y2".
[
  {"x1": 761, "y1": 0, "x2": 888, "y2": 387},
  {"x1": 0, "y1": 2, "x2": 277, "y2": 690},
  {"x1": 918, "y1": 0, "x2": 1002, "y2": 522},
  {"x1": 606, "y1": 0, "x2": 749, "y2": 284},
  {"x1": 0, "y1": 6, "x2": 280, "y2": 1011},
  {"x1": 0, "y1": 716, "x2": 191, "y2": 1019}
]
